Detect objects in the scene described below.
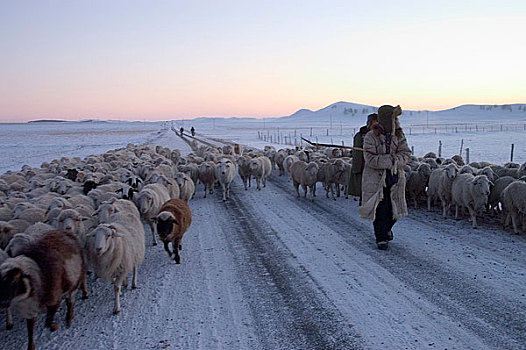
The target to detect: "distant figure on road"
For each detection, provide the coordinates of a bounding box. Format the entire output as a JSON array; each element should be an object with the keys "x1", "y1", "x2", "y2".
[
  {"x1": 180, "y1": 127, "x2": 184, "y2": 136},
  {"x1": 191, "y1": 126, "x2": 195, "y2": 136}
]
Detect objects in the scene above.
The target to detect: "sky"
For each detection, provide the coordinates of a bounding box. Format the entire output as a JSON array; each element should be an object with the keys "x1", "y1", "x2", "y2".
[{"x1": 1, "y1": 0, "x2": 525, "y2": 122}]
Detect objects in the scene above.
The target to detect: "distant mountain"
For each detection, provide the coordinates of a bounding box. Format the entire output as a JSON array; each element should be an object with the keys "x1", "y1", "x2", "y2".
[
  {"x1": 279, "y1": 101, "x2": 378, "y2": 122},
  {"x1": 28, "y1": 119, "x2": 68, "y2": 123}
]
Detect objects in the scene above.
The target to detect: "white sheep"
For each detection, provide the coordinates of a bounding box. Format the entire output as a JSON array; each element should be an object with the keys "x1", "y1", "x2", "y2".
[
  {"x1": 174, "y1": 172, "x2": 195, "y2": 202},
  {"x1": 437, "y1": 164, "x2": 459, "y2": 217},
  {"x1": 283, "y1": 154, "x2": 300, "y2": 174},
  {"x1": 87, "y1": 211, "x2": 145, "y2": 314},
  {"x1": 236, "y1": 156, "x2": 252, "y2": 190},
  {"x1": 501, "y1": 180, "x2": 526, "y2": 234},
  {"x1": 134, "y1": 183, "x2": 170, "y2": 246},
  {"x1": 0, "y1": 221, "x2": 15, "y2": 249},
  {"x1": 198, "y1": 161, "x2": 216, "y2": 198},
  {"x1": 451, "y1": 174, "x2": 492, "y2": 228},
  {"x1": 215, "y1": 159, "x2": 236, "y2": 201},
  {"x1": 290, "y1": 161, "x2": 319, "y2": 201},
  {"x1": 317, "y1": 159, "x2": 346, "y2": 200},
  {"x1": 249, "y1": 156, "x2": 272, "y2": 190}
]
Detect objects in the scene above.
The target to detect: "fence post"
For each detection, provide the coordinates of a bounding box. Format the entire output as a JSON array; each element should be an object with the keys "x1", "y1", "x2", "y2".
[
  {"x1": 459, "y1": 139, "x2": 464, "y2": 155},
  {"x1": 327, "y1": 129, "x2": 329, "y2": 136},
  {"x1": 511, "y1": 144, "x2": 514, "y2": 162},
  {"x1": 438, "y1": 140, "x2": 442, "y2": 157},
  {"x1": 411, "y1": 146, "x2": 414, "y2": 155},
  {"x1": 310, "y1": 128, "x2": 313, "y2": 137},
  {"x1": 466, "y1": 148, "x2": 470, "y2": 164}
]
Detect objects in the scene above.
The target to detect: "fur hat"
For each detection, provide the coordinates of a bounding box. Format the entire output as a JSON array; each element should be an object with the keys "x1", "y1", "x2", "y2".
[
  {"x1": 366, "y1": 113, "x2": 377, "y2": 127},
  {"x1": 377, "y1": 105, "x2": 402, "y2": 134}
]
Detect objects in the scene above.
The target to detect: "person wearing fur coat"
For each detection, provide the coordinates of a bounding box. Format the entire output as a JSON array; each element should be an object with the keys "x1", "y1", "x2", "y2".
[{"x1": 359, "y1": 105, "x2": 411, "y2": 250}]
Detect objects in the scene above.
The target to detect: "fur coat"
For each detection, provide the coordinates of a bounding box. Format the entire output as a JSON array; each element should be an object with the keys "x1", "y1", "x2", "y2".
[{"x1": 359, "y1": 125, "x2": 412, "y2": 221}]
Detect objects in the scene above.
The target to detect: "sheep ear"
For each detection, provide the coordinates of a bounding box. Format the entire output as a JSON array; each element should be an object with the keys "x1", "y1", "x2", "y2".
[
  {"x1": 79, "y1": 216, "x2": 89, "y2": 222},
  {"x1": 92, "y1": 208, "x2": 100, "y2": 216}
]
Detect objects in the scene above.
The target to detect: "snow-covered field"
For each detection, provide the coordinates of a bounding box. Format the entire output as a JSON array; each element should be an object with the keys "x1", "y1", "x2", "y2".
[{"x1": 1, "y1": 104, "x2": 525, "y2": 349}]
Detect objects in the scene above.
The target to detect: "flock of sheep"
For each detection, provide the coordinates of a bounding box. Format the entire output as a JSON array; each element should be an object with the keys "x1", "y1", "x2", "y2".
[
  {"x1": 0, "y1": 138, "x2": 525, "y2": 349},
  {"x1": 0, "y1": 143, "x2": 196, "y2": 349}
]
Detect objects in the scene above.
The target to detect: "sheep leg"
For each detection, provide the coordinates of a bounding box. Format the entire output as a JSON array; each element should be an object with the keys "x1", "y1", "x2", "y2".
[
  {"x1": 45, "y1": 304, "x2": 60, "y2": 331},
  {"x1": 65, "y1": 291, "x2": 75, "y2": 326},
  {"x1": 132, "y1": 267, "x2": 138, "y2": 289},
  {"x1": 455, "y1": 205, "x2": 459, "y2": 219},
  {"x1": 27, "y1": 318, "x2": 36, "y2": 350},
  {"x1": 293, "y1": 181, "x2": 300, "y2": 197},
  {"x1": 149, "y1": 221, "x2": 158, "y2": 246},
  {"x1": 6, "y1": 307, "x2": 13, "y2": 330},
  {"x1": 427, "y1": 196, "x2": 432, "y2": 211},
  {"x1": 468, "y1": 208, "x2": 477, "y2": 228},
  {"x1": 174, "y1": 238, "x2": 181, "y2": 264},
  {"x1": 163, "y1": 241, "x2": 173, "y2": 258},
  {"x1": 222, "y1": 183, "x2": 227, "y2": 201},
  {"x1": 256, "y1": 178, "x2": 261, "y2": 191},
  {"x1": 113, "y1": 283, "x2": 122, "y2": 315},
  {"x1": 301, "y1": 184, "x2": 307, "y2": 198},
  {"x1": 511, "y1": 211, "x2": 519, "y2": 234},
  {"x1": 81, "y1": 273, "x2": 88, "y2": 299}
]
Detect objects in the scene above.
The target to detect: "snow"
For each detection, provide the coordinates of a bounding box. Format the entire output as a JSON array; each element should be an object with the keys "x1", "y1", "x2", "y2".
[{"x1": 0, "y1": 105, "x2": 525, "y2": 349}]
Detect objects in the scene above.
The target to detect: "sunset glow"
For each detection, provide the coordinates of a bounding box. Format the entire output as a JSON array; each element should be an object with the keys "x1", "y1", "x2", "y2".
[{"x1": 1, "y1": 1, "x2": 525, "y2": 122}]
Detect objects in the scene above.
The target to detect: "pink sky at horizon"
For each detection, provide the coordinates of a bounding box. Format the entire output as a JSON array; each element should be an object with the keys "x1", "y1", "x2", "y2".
[{"x1": 1, "y1": 1, "x2": 525, "y2": 123}]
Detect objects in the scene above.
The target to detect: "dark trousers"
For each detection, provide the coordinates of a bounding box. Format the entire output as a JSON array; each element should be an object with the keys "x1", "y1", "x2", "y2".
[{"x1": 373, "y1": 186, "x2": 397, "y2": 243}]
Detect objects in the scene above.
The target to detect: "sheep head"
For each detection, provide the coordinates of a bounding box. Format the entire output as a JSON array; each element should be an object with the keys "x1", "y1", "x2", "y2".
[
  {"x1": 155, "y1": 211, "x2": 177, "y2": 240},
  {"x1": 90, "y1": 224, "x2": 122, "y2": 257}
]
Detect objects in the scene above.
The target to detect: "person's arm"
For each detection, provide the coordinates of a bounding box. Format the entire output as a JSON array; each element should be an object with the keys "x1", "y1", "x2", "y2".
[
  {"x1": 393, "y1": 134, "x2": 411, "y2": 167},
  {"x1": 363, "y1": 133, "x2": 393, "y2": 170}
]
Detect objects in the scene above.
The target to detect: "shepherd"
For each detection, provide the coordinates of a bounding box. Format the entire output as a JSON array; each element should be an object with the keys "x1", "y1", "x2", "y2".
[{"x1": 359, "y1": 105, "x2": 411, "y2": 250}]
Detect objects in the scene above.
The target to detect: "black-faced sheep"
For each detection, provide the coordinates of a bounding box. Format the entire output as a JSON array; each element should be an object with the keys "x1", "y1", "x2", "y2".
[
  {"x1": 155, "y1": 199, "x2": 192, "y2": 264},
  {"x1": 0, "y1": 230, "x2": 87, "y2": 350}
]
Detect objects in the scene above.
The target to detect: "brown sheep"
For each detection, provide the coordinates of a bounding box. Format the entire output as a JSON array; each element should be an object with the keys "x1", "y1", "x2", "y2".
[
  {"x1": 154, "y1": 199, "x2": 192, "y2": 264},
  {"x1": 0, "y1": 230, "x2": 87, "y2": 350}
]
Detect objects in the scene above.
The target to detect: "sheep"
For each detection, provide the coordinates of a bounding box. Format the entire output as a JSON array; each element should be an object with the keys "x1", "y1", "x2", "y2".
[
  {"x1": 290, "y1": 161, "x2": 319, "y2": 201},
  {"x1": 215, "y1": 159, "x2": 236, "y2": 201},
  {"x1": 437, "y1": 163, "x2": 459, "y2": 217},
  {"x1": 476, "y1": 166, "x2": 497, "y2": 183},
  {"x1": 317, "y1": 159, "x2": 346, "y2": 200},
  {"x1": 0, "y1": 205, "x2": 12, "y2": 222},
  {"x1": 181, "y1": 163, "x2": 199, "y2": 187},
  {"x1": 222, "y1": 144, "x2": 234, "y2": 155},
  {"x1": 488, "y1": 176, "x2": 516, "y2": 215},
  {"x1": 275, "y1": 150, "x2": 288, "y2": 176},
  {"x1": 148, "y1": 174, "x2": 180, "y2": 199},
  {"x1": 264, "y1": 146, "x2": 277, "y2": 169},
  {"x1": 13, "y1": 206, "x2": 46, "y2": 225},
  {"x1": 451, "y1": 174, "x2": 492, "y2": 228},
  {"x1": 0, "y1": 248, "x2": 12, "y2": 330},
  {"x1": 86, "y1": 211, "x2": 145, "y2": 315},
  {"x1": 198, "y1": 161, "x2": 216, "y2": 198},
  {"x1": 406, "y1": 163, "x2": 432, "y2": 209},
  {"x1": 0, "y1": 221, "x2": 15, "y2": 249},
  {"x1": 0, "y1": 230, "x2": 87, "y2": 350},
  {"x1": 236, "y1": 156, "x2": 252, "y2": 190},
  {"x1": 426, "y1": 168, "x2": 442, "y2": 211},
  {"x1": 7, "y1": 219, "x2": 31, "y2": 236},
  {"x1": 249, "y1": 156, "x2": 272, "y2": 190},
  {"x1": 283, "y1": 155, "x2": 299, "y2": 174},
  {"x1": 173, "y1": 173, "x2": 195, "y2": 202},
  {"x1": 501, "y1": 180, "x2": 526, "y2": 234},
  {"x1": 154, "y1": 199, "x2": 192, "y2": 263},
  {"x1": 134, "y1": 183, "x2": 170, "y2": 246}
]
